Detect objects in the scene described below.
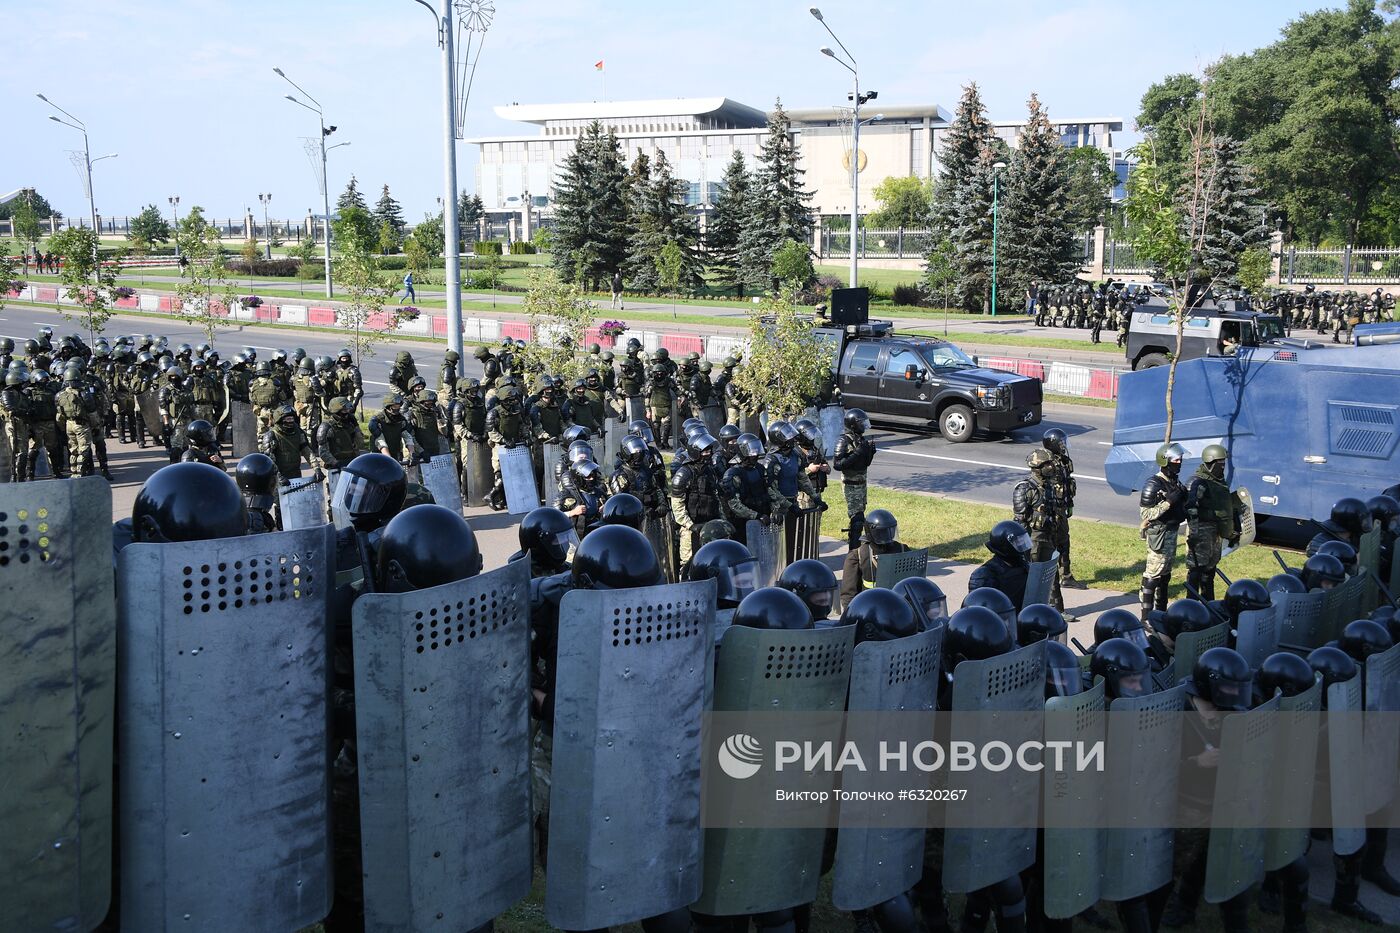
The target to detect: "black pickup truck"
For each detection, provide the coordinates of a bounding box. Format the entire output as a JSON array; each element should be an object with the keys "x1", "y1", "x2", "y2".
[{"x1": 820, "y1": 321, "x2": 1043, "y2": 442}]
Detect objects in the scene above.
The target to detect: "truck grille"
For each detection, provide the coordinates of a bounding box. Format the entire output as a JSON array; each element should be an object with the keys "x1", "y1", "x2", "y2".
[{"x1": 1010, "y1": 379, "x2": 1043, "y2": 409}]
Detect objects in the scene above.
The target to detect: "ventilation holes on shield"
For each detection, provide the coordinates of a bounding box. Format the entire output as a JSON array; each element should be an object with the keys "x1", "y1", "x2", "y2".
[
  {"x1": 886, "y1": 640, "x2": 939, "y2": 686},
  {"x1": 181, "y1": 550, "x2": 318, "y2": 614},
  {"x1": 412, "y1": 581, "x2": 521, "y2": 651},
  {"x1": 985, "y1": 657, "x2": 1040, "y2": 698},
  {"x1": 763, "y1": 640, "x2": 850, "y2": 680},
  {"x1": 610, "y1": 599, "x2": 702, "y2": 648},
  {"x1": 0, "y1": 506, "x2": 59, "y2": 568}
]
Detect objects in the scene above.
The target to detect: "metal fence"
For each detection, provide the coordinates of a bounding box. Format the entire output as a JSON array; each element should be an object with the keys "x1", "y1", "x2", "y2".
[
  {"x1": 1283, "y1": 246, "x2": 1400, "y2": 286},
  {"x1": 1104, "y1": 240, "x2": 1152, "y2": 276},
  {"x1": 819, "y1": 227, "x2": 936, "y2": 260}
]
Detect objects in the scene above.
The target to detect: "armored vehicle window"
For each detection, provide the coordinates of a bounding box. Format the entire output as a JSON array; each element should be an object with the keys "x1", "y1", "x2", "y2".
[
  {"x1": 884, "y1": 347, "x2": 920, "y2": 376},
  {"x1": 922, "y1": 344, "x2": 975, "y2": 370},
  {"x1": 849, "y1": 343, "x2": 881, "y2": 373}
]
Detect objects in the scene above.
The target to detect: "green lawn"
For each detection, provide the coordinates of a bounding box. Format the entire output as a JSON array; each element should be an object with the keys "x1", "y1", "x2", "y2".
[{"x1": 819, "y1": 480, "x2": 1290, "y2": 594}]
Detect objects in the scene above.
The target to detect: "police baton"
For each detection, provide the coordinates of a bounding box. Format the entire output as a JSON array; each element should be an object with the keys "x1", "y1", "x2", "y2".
[
  {"x1": 1214, "y1": 568, "x2": 1233, "y2": 588},
  {"x1": 1273, "y1": 549, "x2": 1293, "y2": 574},
  {"x1": 1183, "y1": 581, "x2": 1230, "y2": 625},
  {"x1": 1070, "y1": 636, "x2": 1091, "y2": 655}
]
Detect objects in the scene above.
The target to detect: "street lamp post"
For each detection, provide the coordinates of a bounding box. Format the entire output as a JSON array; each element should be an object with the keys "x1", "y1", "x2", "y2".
[
  {"x1": 169, "y1": 195, "x2": 181, "y2": 257},
  {"x1": 990, "y1": 160, "x2": 1007, "y2": 316},
  {"x1": 811, "y1": 7, "x2": 875, "y2": 290},
  {"x1": 274, "y1": 67, "x2": 336, "y2": 298},
  {"x1": 37, "y1": 94, "x2": 108, "y2": 234},
  {"x1": 258, "y1": 193, "x2": 273, "y2": 260}
]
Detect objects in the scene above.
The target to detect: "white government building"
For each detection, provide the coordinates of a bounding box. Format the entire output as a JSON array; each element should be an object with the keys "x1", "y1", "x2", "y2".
[{"x1": 466, "y1": 97, "x2": 1126, "y2": 223}]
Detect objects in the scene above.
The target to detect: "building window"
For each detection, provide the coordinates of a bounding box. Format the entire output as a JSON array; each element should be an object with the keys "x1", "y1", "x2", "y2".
[{"x1": 528, "y1": 141, "x2": 548, "y2": 161}]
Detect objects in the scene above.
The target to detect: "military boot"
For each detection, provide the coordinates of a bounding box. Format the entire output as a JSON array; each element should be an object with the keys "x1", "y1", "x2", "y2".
[
  {"x1": 1155, "y1": 576, "x2": 1170, "y2": 612},
  {"x1": 1362, "y1": 827, "x2": 1400, "y2": 896},
  {"x1": 488, "y1": 479, "x2": 506, "y2": 512},
  {"x1": 1331, "y1": 854, "x2": 1383, "y2": 925},
  {"x1": 1139, "y1": 576, "x2": 1157, "y2": 623},
  {"x1": 1279, "y1": 874, "x2": 1309, "y2": 933}
]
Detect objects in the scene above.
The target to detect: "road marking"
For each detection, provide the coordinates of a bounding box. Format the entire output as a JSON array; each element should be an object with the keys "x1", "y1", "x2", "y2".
[
  {"x1": 879, "y1": 446, "x2": 1108, "y2": 482},
  {"x1": 1097, "y1": 441, "x2": 1113, "y2": 446}
]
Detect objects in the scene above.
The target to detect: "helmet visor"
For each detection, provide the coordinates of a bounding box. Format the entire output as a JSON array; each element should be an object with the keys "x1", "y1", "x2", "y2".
[
  {"x1": 913, "y1": 595, "x2": 949, "y2": 631},
  {"x1": 1122, "y1": 626, "x2": 1150, "y2": 651},
  {"x1": 1113, "y1": 670, "x2": 1150, "y2": 699},
  {"x1": 335, "y1": 470, "x2": 391, "y2": 518},
  {"x1": 1211, "y1": 677, "x2": 1253, "y2": 712},
  {"x1": 867, "y1": 522, "x2": 897, "y2": 546},
  {"x1": 548, "y1": 528, "x2": 581, "y2": 563},
  {"x1": 716, "y1": 558, "x2": 760, "y2": 605},
  {"x1": 1048, "y1": 665, "x2": 1083, "y2": 697},
  {"x1": 1011, "y1": 532, "x2": 1033, "y2": 556},
  {"x1": 806, "y1": 583, "x2": 839, "y2": 617}
]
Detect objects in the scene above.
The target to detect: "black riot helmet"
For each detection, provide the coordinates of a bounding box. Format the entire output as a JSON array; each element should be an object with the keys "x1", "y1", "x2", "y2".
[
  {"x1": 1045, "y1": 641, "x2": 1085, "y2": 699},
  {"x1": 1017, "y1": 604, "x2": 1067, "y2": 646},
  {"x1": 1257, "y1": 652, "x2": 1317, "y2": 700},
  {"x1": 132, "y1": 462, "x2": 247, "y2": 543},
  {"x1": 1266, "y1": 573, "x2": 1307, "y2": 596},
  {"x1": 571, "y1": 524, "x2": 661, "y2": 590},
  {"x1": 601, "y1": 493, "x2": 645, "y2": 530},
  {"x1": 334, "y1": 453, "x2": 407, "y2": 533},
  {"x1": 185, "y1": 419, "x2": 216, "y2": 448},
  {"x1": 777, "y1": 558, "x2": 840, "y2": 621},
  {"x1": 736, "y1": 433, "x2": 764, "y2": 464},
  {"x1": 569, "y1": 460, "x2": 605, "y2": 491},
  {"x1": 235, "y1": 453, "x2": 278, "y2": 510},
  {"x1": 1301, "y1": 553, "x2": 1346, "y2": 591},
  {"x1": 1157, "y1": 598, "x2": 1214, "y2": 641},
  {"x1": 844, "y1": 408, "x2": 871, "y2": 434},
  {"x1": 943, "y1": 606, "x2": 1014, "y2": 675},
  {"x1": 689, "y1": 433, "x2": 720, "y2": 461},
  {"x1": 1340, "y1": 618, "x2": 1393, "y2": 663},
  {"x1": 863, "y1": 509, "x2": 898, "y2": 545},
  {"x1": 893, "y1": 576, "x2": 949, "y2": 631},
  {"x1": 1191, "y1": 647, "x2": 1254, "y2": 711},
  {"x1": 732, "y1": 586, "x2": 814, "y2": 631},
  {"x1": 561, "y1": 425, "x2": 592, "y2": 448},
  {"x1": 687, "y1": 539, "x2": 759, "y2": 609},
  {"x1": 1308, "y1": 646, "x2": 1359, "y2": 699},
  {"x1": 795, "y1": 419, "x2": 822, "y2": 450},
  {"x1": 843, "y1": 588, "x2": 918, "y2": 644},
  {"x1": 1042, "y1": 428, "x2": 1068, "y2": 456},
  {"x1": 1330, "y1": 497, "x2": 1373, "y2": 539},
  {"x1": 1090, "y1": 638, "x2": 1153, "y2": 700},
  {"x1": 620, "y1": 435, "x2": 650, "y2": 468},
  {"x1": 1224, "y1": 579, "x2": 1271, "y2": 617},
  {"x1": 376, "y1": 505, "x2": 483, "y2": 592},
  {"x1": 718, "y1": 424, "x2": 741, "y2": 445},
  {"x1": 987, "y1": 520, "x2": 1032, "y2": 561},
  {"x1": 1316, "y1": 540, "x2": 1358, "y2": 577},
  {"x1": 627, "y1": 419, "x2": 655, "y2": 445},
  {"x1": 962, "y1": 586, "x2": 1017, "y2": 635},
  {"x1": 1366, "y1": 495, "x2": 1400, "y2": 535},
  {"x1": 567, "y1": 440, "x2": 595, "y2": 465},
  {"x1": 519, "y1": 506, "x2": 579, "y2": 567},
  {"x1": 1094, "y1": 608, "x2": 1150, "y2": 650},
  {"x1": 683, "y1": 422, "x2": 709, "y2": 447},
  {"x1": 766, "y1": 421, "x2": 798, "y2": 453}
]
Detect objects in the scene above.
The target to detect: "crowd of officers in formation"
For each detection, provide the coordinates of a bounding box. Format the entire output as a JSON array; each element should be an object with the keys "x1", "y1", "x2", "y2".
[
  {"x1": 11, "y1": 324, "x2": 1400, "y2": 933},
  {"x1": 1028, "y1": 280, "x2": 1396, "y2": 346}
]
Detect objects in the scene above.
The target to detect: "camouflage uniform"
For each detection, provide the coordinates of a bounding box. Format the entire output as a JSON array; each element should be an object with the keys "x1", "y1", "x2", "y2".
[{"x1": 1185, "y1": 450, "x2": 1242, "y2": 603}]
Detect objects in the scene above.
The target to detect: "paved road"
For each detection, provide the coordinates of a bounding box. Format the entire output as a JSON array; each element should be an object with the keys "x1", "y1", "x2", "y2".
[{"x1": 0, "y1": 303, "x2": 1137, "y2": 525}]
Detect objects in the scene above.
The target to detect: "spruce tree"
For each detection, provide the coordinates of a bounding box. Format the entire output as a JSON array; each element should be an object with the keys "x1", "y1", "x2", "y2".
[
  {"x1": 1194, "y1": 136, "x2": 1267, "y2": 288},
  {"x1": 550, "y1": 121, "x2": 628, "y2": 290},
  {"x1": 930, "y1": 84, "x2": 992, "y2": 237},
  {"x1": 948, "y1": 146, "x2": 1001, "y2": 311},
  {"x1": 737, "y1": 99, "x2": 815, "y2": 292},
  {"x1": 337, "y1": 175, "x2": 368, "y2": 214},
  {"x1": 372, "y1": 184, "x2": 406, "y2": 246},
  {"x1": 707, "y1": 151, "x2": 751, "y2": 295},
  {"x1": 625, "y1": 150, "x2": 703, "y2": 293},
  {"x1": 999, "y1": 93, "x2": 1080, "y2": 304}
]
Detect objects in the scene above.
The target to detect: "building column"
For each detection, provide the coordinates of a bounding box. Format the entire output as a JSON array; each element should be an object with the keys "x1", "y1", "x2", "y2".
[
  {"x1": 1268, "y1": 230, "x2": 1284, "y2": 286},
  {"x1": 244, "y1": 212, "x2": 254, "y2": 241},
  {"x1": 508, "y1": 215, "x2": 517, "y2": 244},
  {"x1": 1091, "y1": 225, "x2": 1106, "y2": 279},
  {"x1": 521, "y1": 190, "x2": 532, "y2": 243},
  {"x1": 812, "y1": 218, "x2": 823, "y2": 259}
]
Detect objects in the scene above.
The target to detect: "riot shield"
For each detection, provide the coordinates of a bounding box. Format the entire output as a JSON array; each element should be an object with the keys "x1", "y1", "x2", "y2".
[
  {"x1": 540, "y1": 442, "x2": 563, "y2": 500},
  {"x1": 1264, "y1": 681, "x2": 1322, "y2": 872},
  {"x1": 820, "y1": 405, "x2": 843, "y2": 461},
  {"x1": 942, "y1": 642, "x2": 1044, "y2": 894},
  {"x1": 230, "y1": 399, "x2": 257, "y2": 459},
  {"x1": 1358, "y1": 525, "x2": 1382, "y2": 612},
  {"x1": 746, "y1": 518, "x2": 785, "y2": 588},
  {"x1": 31, "y1": 445, "x2": 52, "y2": 479},
  {"x1": 1325, "y1": 675, "x2": 1366, "y2": 857},
  {"x1": 1221, "y1": 488, "x2": 1255, "y2": 557},
  {"x1": 499, "y1": 445, "x2": 540, "y2": 515},
  {"x1": 1203, "y1": 697, "x2": 1281, "y2": 903},
  {"x1": 1101, "y1": 685, "x2": 1189, "y2": 902},
  {"x1": 117, "y1": 525, "x2": 335, "y2": 931},
  {"x1": 1172, "y1": 622, "x2": 1229, "y2": 684},
  {"x1": 832, "y1": 627, "x2": 943, "y2": 911},
  {"x1": 1234, "y1": 604, "x2": 1279, "y2": 670},
  {"x1": 602, "y1": 417, "x2": 622, "y2": 471},
  {"x1": 278, "y1": 477, "x2": 327, "y2": 530},
  {"x1": 1276, "y1": 590, "x2": 1325, "y2": 652},
  {"x1": 701, "y1": 402, "x2": 724, "y2": 437},
  {"x1": 643, "y1": 510, "x2": 678, "y2": 584},
  {"x1": 872, "y1": 547, "x2": 929, "y2": 590},
  {"x1": 741, "y1": 411, "x2": 764, "y2": 437},
  {"x1": 1043, "y1": 679, "x2": 1107, "y2": 920},
  {"x1": 1317, "y1": 574, "x2": 1366, "y2": 647},
  {"x1": 1023, "y1": 551, "x2": 1060, "y2": 608},
  {"x1": 352, "y1": 560, "x2": 532, "y2": 930},
  {"x1": 670, "y1": 397, "x2": 682, "y2": 443},
  {"x1": 420, "y1": 453, "x2": 463, "y2": 514},
  {"x1": 1, "y1": 478, "x2": 116, "y2": 932},
  {"x1": 464, "y1": 439, "x2": 492, "y2": 508},
  {"x1": 785, "y1": 506, "x2": 822, "y2": 564},
  {"x1": 0, "y1": 424, "x2": 10, "y2": 482},
  {"x1": 626, "y1": 395, "x2": 645, "y2": 422},
  {"x1": 1364, "y1": 642, "x2": 1400, "y2": 815},
  {"x1": 546, "y1": 580, "x2": 717, "y2": 929},
  {"x1": 326, "y1": 470, "x2": 352, "y2": 530},
  {"x1": 137, "y1": 390, "x2": 162, "y2": 440},
  {"x1": 694, "y1": 624, "x2": 855, "y2": 916}
]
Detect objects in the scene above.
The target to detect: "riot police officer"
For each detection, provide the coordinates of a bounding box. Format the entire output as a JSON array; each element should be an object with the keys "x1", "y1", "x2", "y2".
[
  {"x1": 645, "y1": 354, "x2": 677, "y2": 448},
  {"x1": 1014, "y1": 448, "x2": 1067, "y2": 613},
  {"x1": 833, "y1": 407, "x2": 876, "y2": 548},
  {"x1": 765, "y1": 421, "x2": 820, "y2": 516},
  {"x1": 610, "y1": 436, "x2": 667, "y2": 517},
  {"x1": 261, "y1": 404, "x2": 319, "y2": 485},
  {"x1": 128, "y1": 461, "x2": 248, "y2": 544},
  {"x1": 1140, "y1": 442, "x2": 1188, "y2": 620},
  {"x1": 27, "y1": 367, "x2": 65, "y2": 476},
  {"x1": 1, "y1": 370, "x2": 31, "y2": 481},
  {"x1": 56, "y1": 364, "x2": 101, "y2": 477},
  {"x1": 438, "y1": 349, "x2": 460, "y2": 394},
  {"x1": 778, "y1": 558, "x2": 841, "y2": 625},
  {"x1": 317, "y1": 397, "x2": 366, "y2": 471},
  {"x1": 180, "y1": 419, "x2": 224, "y2": 468},
  {"x1": 369, "y1": 393, "x2": 414, "y2": 465},
  {"x1": 839, "y1": 509, "x2": 908, "y2": 610},
  {"x1": 685, "y1": 538, "x2": 759, "y2": 611},
  {"x1": 1307, "y1": 497, "x2": 1372, "y2": 557},
  {"x1": 235, "y1": 452, "x2": 279, "y2": 533},
  {"x1": 485, "y1": 386, "x2": 540, "y2": 511},
  {"x1": 157, "y1": 366, "x2": 196, "y2": 464},
  {"x1": 1041, "y1": 429, "x2": 1081, "y2": 588},
  {"x1": 332, "y1": 349, "x2": 364, "y2": 409},
  {"x1": 794, "y1": 418, "x2": 832, "y2": 507},
  {"x1": 892, "y1": 575, "x2": 949, "y2": 630},
  {"x1": 473, "y1": 344, "x2": 501, "y2": 393},
  {"x1": 1185, "y1": 444, "x2": 1243, "y2": 602},
  {"x1": 671, "y1": 432, "x2": 724, "y2": 568},
  {"x1": 722, "y1": 434, "x2": 786, "y2": 547},
  {"x1": 556, "y1": 459, "x2": 607, "y2": 536},
  {"x1": 968, "y1": 520, "x2": 1034, "y2": 610},
  {"x1": 388, "y1": 350, "x2": 418, "y2": 395}
]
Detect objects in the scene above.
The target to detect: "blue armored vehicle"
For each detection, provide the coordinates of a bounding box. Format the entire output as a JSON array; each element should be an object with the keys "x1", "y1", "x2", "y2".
[{"x1": 1107, "y1": 323, "x2": 1400, "y2": 538}]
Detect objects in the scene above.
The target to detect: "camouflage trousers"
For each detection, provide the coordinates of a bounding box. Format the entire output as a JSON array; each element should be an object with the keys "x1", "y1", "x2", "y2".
[
  {"x1": 28, "y1": 421, "x2": 64, "y2": 477},
  {"x1": 676, "y1": 521, "x2": 697, "y2": 567},
  {"x1": 1141, "y1": 524, "x2": 1179, "y2": 614},
  {"x1": 531, "y1": 719, "x2": 552, "y2": 824},
  {"x1": 648, "y1": 403, "x2": 672, "y2": 444},
  {"x1": 843, "y1": 478, "x2": 868, "y2": 519},
  {"x1": 64, "y1": 422, "x2": 95, "y2": 475},
  {"x1": 2, "y1": 417, "x2": 26, "y2": 481},
  {"x1": 1186, "y1": 523, "x2": 1224, "y2": 602}
]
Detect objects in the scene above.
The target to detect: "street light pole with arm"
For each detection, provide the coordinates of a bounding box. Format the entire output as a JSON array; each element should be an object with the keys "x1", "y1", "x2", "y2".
[
  {"x1": 36, "y1": 94, "x2": 99, "y2": 233},
  {"x1": 274, "y1": 67, "x2": 335, "y2": 298},
  {"x1": 810, "y1": 8, "x2": 873, "y2": 289},
  {"x1": 169, "y1": 196, "x2": 181, "y2": 257},
  {"x1": 258, "y1": 193, "x2": 273, "y2": 260}
]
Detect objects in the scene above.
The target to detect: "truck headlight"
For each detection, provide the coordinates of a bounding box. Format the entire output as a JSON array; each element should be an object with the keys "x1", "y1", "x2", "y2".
[{"x1": 975, "y1": 385, "x2": 1009, "y2": 409}]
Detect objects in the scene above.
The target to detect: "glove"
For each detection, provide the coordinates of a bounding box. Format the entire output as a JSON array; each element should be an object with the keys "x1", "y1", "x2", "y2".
[
  {"x1": 758, "y1": 514, "x2": 771, "y2": 526},
  {"x1": 313, "y1": 468, "x2": 325, "y2": 484},
  {"x1": 1228, "y1": 536, "x2": 1240, "y2": 548},
  {"x1": 818, "y1": 500, "x2": 829, "y2": 513}
]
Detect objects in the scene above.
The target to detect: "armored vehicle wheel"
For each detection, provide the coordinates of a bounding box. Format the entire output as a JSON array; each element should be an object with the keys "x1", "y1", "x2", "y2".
[
  {"x1": 939, "y1": 403, "x2": 975, "y2": 443},
  {"x1": 1136, "y1": 352, "x2": 1169, "y2": 371}
]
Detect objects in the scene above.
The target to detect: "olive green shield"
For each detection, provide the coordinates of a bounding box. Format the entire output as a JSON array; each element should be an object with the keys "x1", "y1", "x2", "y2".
[
  {"x1": 1042, "y1": 678, "x2": 1107, "y2": 919},
  {"x1": 1363, "y1": 642, "x2": 1400, "y2": 815},
  {"x1": 872, "y1": 547, "x2": 929, "y2": 590},
  {"x1": 1172, "y1": 622, "x2": 1229, "y2": 685},
  {"x1": 1204, "y1": 696, "x2": 1281, "y2": 903},
  {"x1": 1264, "y1": 680, "x2": 1322, "y2": 871}
]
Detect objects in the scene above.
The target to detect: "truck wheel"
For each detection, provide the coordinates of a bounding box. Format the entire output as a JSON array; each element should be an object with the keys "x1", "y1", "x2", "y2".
[
  {"x1": 1136, "y1": 352, "x2": 1169, "y2": 370},
  {"x1": 939, "y1": 404, "x2": 975, "y2": 443}
]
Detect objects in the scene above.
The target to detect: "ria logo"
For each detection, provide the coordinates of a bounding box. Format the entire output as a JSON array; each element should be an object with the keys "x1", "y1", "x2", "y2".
[{"x1": 717, "y1": 733, "x2": 764, "y2": 779}]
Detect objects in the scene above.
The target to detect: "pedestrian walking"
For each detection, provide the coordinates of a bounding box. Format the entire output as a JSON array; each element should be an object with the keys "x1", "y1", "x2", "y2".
[{"x1": 399, "y1": 271, "x2": 416, "y2": 304}]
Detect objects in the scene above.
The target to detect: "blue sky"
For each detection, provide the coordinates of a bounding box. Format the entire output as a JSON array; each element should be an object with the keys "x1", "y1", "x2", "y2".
[{"x1": 3, "y1": 0, "x2": 1331, "y2": 223}]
